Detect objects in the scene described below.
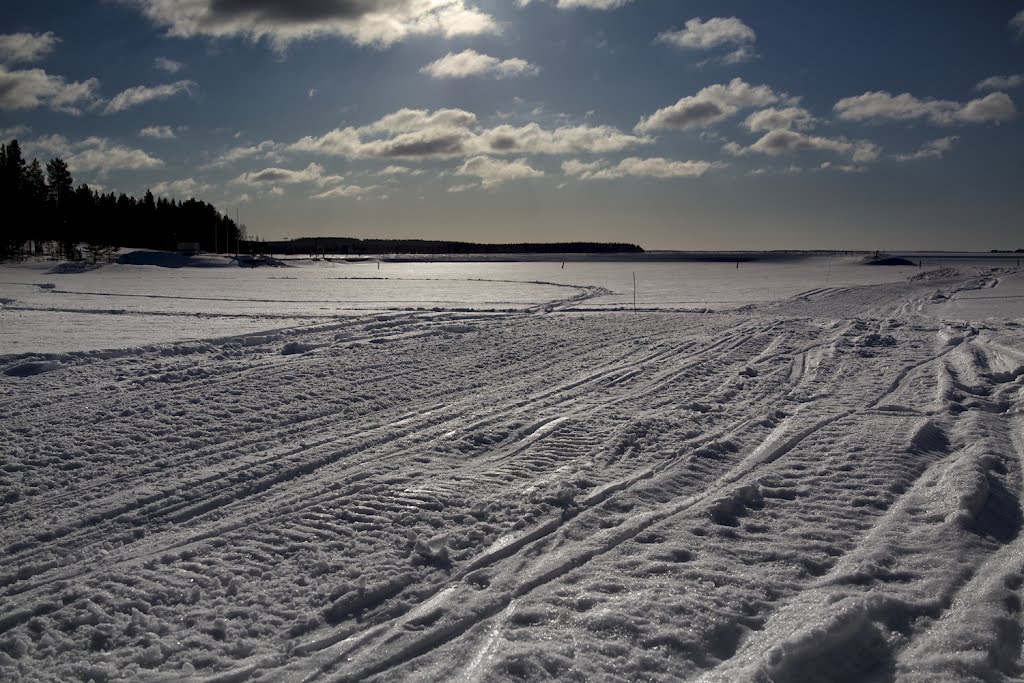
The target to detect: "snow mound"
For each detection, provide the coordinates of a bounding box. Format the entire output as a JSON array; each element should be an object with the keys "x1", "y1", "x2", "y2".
[
  {"x1": 117, "y1": 250, "x2": 229, "y2": 268},
  {"x1": 281, "y1": 341, "x2": 313, "y2": 355},
  {"x1": 4, "y1": 360, "x2": 62, "y2": 377}
]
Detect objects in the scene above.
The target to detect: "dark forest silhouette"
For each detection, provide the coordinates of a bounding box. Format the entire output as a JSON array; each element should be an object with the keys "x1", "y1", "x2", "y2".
[{"x1": 1, "y1": 139, "x2": 243, "y2": 261}]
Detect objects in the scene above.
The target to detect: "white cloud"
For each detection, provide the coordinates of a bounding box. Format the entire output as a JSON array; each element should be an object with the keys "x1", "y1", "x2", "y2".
[
  {"x1": 150, "y1": 177, "x2": 208, "y2": 197},
  {"x1": 153, "y1": 56, "x2": 183, "y2": 73},
  {"x1": 140, "y1": 125, "x2": 176, "y2": 139},
  {"x1": 289, "y1": 108, "x2": 651, "y2": 160},
  {"x1": 421, "y1": 49, "x2": 538, "y2": 79},
  {"x1": 727, "y1": 129, "x2": 881, "y2": 162},
  {"x1": 24, "y1": 135, "x2": 163, "y2": 173},
  {"x1": 1013, "y1": 10, "x2": 1024, "y2": 37},
  {"x1": 311, "y1": 184, "x2": 379, "y2": 199},
  {"x1": 818, "y1": 162, "x2": 866, "y2": 174},
  {"x1": 232, "y1": 162, "x2": 342, "y2": 187},
  {"x1": 561, "y1": 159, "x2": 606, "y2": 177},
  {"x1": 892, "y1": 136, "x2": 958, "y2": 161},
  {"x1": 0, "y1": 65, "x2": 99, "y2": 113},
  {"x1": 956, "y1": 93, "x2": 1017, "y2": 123},
  {"x1": 104, "y1": 80, "x2": 196, "y2": 114},
  {"x1": 834, "y1": 91, "x2": 1017, "y2": 125},
  {"x1": 517, "y1": 0, "x2": 633, "y2": 8},
  {"x1": 636, "y1": 79, "x2": 794, "y2": 132},
  {"x1": 130, "y1": 0, "x2": 498, "y2": 49},
  {"x1": 657, "y1": 17, "x2": 755, "y2": 50},
  {"x1": 565, "y1": 156, "x2": 713, "y2": 180},
  {"x1": 744, "y1": 107, "x2": 816, "y2": 132},
  {"x1": 975, "y1": 74, "x2": 1024, "y2": 91},
  {"x1": 476, "y1": 122, "x2": 652, "y2": 155},
  {"x1": 0, "y1": 32, "x2": 60, "y2": 64},
  {"x1": 455, "y1": 156, "x2": 543, "y2": 186},
  {"x1": 0, "y1": 124, "x2": 30, "y2": 139},
  {"x1": 718, "y1": 45, "x2": 755, "y2": 65},
  {"x1": 206, "y1": 140, "x2": 283, "y2": 168},
  {"x1": 377, "y1": 165, "x2": 423, "y2": 175}
]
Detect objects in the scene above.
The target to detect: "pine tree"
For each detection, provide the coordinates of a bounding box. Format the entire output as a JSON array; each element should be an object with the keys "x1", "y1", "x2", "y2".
[{"x1": 46, "y1": 158, "x2": 75, "y2": 259}]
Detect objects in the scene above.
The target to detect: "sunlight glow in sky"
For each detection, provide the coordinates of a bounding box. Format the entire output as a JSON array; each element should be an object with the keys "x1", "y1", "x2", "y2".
[{"x1": 2, "y1": 1, "x2": 1023, "y2": 249}]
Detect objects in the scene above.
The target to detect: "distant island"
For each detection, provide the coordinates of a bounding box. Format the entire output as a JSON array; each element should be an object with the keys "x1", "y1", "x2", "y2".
[{"x1": 257, "y1": 237, "x2": 644, "y2": 257}]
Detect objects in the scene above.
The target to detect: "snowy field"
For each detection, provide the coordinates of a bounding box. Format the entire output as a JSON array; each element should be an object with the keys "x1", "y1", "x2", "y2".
[
  {"x1": 0, "y1": 254, "x2": 923, "y2": 354},
  {"x1": 1, "y1": 255, "x2": 1023, "y2": 681}
]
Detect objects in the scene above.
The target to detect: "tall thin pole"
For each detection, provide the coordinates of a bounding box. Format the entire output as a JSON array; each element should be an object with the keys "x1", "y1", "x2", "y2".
[
  {"x1": 633, "y1": 272, "x2": 636, "y2": 312},
  {"x1": 235, "y1": 208, "x2": 240, "y2": 256}
]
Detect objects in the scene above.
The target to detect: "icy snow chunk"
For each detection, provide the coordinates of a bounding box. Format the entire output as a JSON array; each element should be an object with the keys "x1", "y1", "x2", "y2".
[
  {"x1": 281, "y1": 341, "x2": 313, "y2": 355},
  {"x1": 413, "y1": 534, "x2": 450, "y2": 567}
]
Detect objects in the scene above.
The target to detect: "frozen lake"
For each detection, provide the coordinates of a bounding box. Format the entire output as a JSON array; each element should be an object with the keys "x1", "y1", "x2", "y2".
[
  {"x1": 1, "y1": 255, "x2": 1023, "y2": 681},
  {"x1": 0, "y1": 254, "x2": 980, "y2": 355}
]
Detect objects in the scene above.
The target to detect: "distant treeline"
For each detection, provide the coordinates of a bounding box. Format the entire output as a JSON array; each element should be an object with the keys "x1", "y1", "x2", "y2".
[
  {"x1": 1, "y1": 139, "x2": 243, "y2": 261},
  {"x1": 266, "y1": 237, "x2": 644, "y2": 256}
]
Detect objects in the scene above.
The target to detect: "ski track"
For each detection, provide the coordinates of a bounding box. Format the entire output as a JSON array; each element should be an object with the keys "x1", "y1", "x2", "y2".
[{"x1": 0, "y1": 269, "x2": 1022, "y2": 681}]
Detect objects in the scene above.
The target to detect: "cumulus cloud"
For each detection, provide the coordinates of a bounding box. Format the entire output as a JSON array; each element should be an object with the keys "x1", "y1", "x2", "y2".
[
  {"x1": 561, "y1": 159, "x2": 606, "y2": 177},
  {"x1": 657, "y1": 17, "x2": 755, "y2": 49},
  {"x1": 744, "y1": 107, "x2": 816, "y2": 132},
  {"x1": 150, "y1": 177, "x2": 209, "y2": 197},
  {"x1": 817, "y1": 162, "x2": 866, "y2": 174},
  {"x1": 975, "y1": 74, "x2": 1024, "y2": 91},
  {"x1": 0, "y1": 32, "x2": 60, "y2": 63},
  {"x1": 564, "y1": 156, "x2": 713, "y2": 180},
  {"x1": 517, "y1": 0, "x2": 633, "y2": 9},
  {"x1": 206, "y1": 140, "x2": 283, "y2": 168},
  {"x1": 0, "y1": 124, "x2": 30, "y2": 139},
  {"x1": 311, "y1": 183, "x2": 379, "y2": 199},
  {"x1": 636, "y1": 79, "x2": 793, "y2": 132},
  {"x1": 1013, "y1": 10, "x2": 1024, "y2": 37},
  {"x1": 834, "y1": 91, "x2": 1017, "y2": 125},
  {"x1": 289, "y1": 107, "x2": 651, "y2": 160},
  {"x1": 129, "y1": 0, "x2": 498, "y2": 48},
  {"x1": 232, "y1": 162, "x2": 342, "y2": 187},
  {"x1": 0, "y1": 65, "x2": 99, "y2": 113},
  {"x1": 154, "y1": 56, "x2": 183, "y2": 73},
  {"x1": 104, "y1": 80, "x2": 196, "y2": 114},
  {"x1": 726, "y1": 129, "x2": 880, "y2": 162},
  {"x1": 24, "y1": 134, "x2": 163, "y2": 173},
  {"x1": 892, "y1": 136, "x2": 958, "y2": 161},
  {"x1": 377, "y1": 165, "x2": 423, "y2": 175},
  {"x1": 140, "y1": 125, "x2": 176, "y2": 139},
  {"x1": 657, "y1": 17, "x2": 756, "y2": 65},
  {"x1": 421, "y1": 49, "x2": 538, "y2": 79},
  {"x1": 455, "y1": 155, "x2": 543, "y2": 187}
]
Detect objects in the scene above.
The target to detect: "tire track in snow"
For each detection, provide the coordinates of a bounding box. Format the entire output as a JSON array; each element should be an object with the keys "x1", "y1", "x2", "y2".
[{"x1": 293, "y1": 331, "x2": 979, "y2": 681}]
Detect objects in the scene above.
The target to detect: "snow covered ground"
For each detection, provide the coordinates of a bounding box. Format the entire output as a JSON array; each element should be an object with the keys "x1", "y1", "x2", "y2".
[
  {"x1": 1, "y1": 255, "x2": 1022, "y2": 681},
  {"x1": 0, "y1": 253, "x2": 924, "y2": 354}
]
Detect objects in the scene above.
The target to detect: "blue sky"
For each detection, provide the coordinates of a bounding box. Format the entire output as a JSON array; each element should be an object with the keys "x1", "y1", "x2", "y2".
[{"x1": 2, "y1": 1, "x2": 1022, "y2": 249}]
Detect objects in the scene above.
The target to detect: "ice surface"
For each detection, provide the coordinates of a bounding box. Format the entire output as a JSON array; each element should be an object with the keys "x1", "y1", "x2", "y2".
[
  {"x1": 0, "y1": 255, "x2": 1022, "y2": 681},
  {"x1": 0, "y1": 254, "x2": 923, "y2": 355}
]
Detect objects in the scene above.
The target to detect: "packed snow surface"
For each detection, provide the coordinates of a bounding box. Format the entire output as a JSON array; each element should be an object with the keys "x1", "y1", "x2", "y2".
[{"x1": 0, "y1": 256, "x2": 1022, "y2": 682}]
